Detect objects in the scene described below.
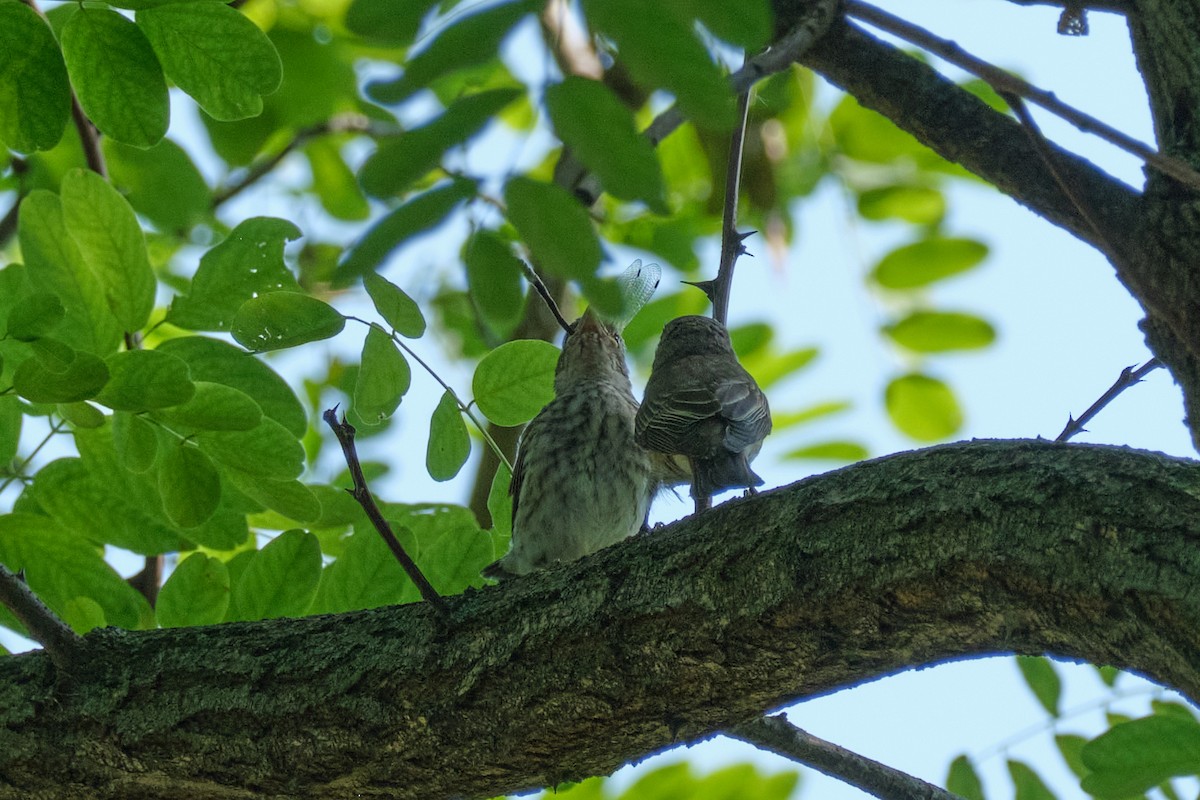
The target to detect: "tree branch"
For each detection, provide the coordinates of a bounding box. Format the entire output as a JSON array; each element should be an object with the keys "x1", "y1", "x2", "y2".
[
  {"x1": 0, "y1": 566, "x2": 82, "y2": 671},
  {"x1": 1056, "y1": 358, "x2": 1161, "y2": 441},
  {"x1": 3, "y1": 440, "x2": 1199, "y2": 798},
  {"x1": 730, "y1": 715, "x2": 963, "y2": 800}
]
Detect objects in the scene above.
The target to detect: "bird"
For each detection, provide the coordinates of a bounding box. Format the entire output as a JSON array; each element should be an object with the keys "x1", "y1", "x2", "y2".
[
  {"x1": 635, "y1": 315, "x2": 772, "y2": 511},
  {"x1": 483, "y1": 308, "x2": 655, "y2": 579}
]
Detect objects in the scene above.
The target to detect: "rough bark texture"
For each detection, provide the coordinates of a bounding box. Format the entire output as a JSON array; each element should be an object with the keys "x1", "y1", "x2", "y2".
[{"x1": 3, "y1": 440, "x2": 1200, "y2": 799}]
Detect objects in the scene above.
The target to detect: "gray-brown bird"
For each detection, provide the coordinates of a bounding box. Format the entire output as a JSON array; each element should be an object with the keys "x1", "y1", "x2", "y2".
[
  {"x1": 483, "y1": 308, "x2": 655, "y2": 579},
  {"x1": 635, "y1": 315, "x2": 772, "y2": 511}
]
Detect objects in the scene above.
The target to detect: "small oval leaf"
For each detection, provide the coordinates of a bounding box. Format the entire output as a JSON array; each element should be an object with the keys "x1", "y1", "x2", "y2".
[
  {"x1": 427, "y1": 390, "x2": 470, "y2": 482},
  {"x1": 884, "y1": 311, "x2": 996, "y2": 353},
  {"x1": 230, "y1": 529, "x2": 321, "y2": 621},
  {"x1": 884, "y1": 373, "x2": 962, "y2": 442},
  {"x1": 95, "y1": 349, "x2": 196, "y2": 411},
  {"x1": 231, "y1": 293, "x2": 346, "y2": 352},
  {"x1": 159, "y1": 443, "x2": 221, "y2": 529},
  {"x1": 871, "y1": 237, "x2": 989, "y2": 289},
  {"x1": 353, "y1": 324, "x2": 411, "y2": 425},
  {"x1": 504, "y1": 176, "x2": 602, "y2": 282},
  {"x1": 157, "y1": 553, "x2": 230, "y2": 628},
  {"x1": 364, "y1": 272, "x2": 426, "y2": 338}
]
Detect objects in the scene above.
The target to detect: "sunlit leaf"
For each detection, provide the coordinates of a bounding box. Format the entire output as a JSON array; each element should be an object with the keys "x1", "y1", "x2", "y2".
[
  {"x1": 305, "y1": 138, "x2": 370, "y2": 222},
  {"x1": 472, "y1": 339, "x2": 558, "y2": 426},
  {"x1": 155, "y1": 381, "x2": 263, "y2": 432},
  {"x1": 158, "y1": 443, "x2": 221, "y2": 528},
  {"x1": 195, "y1": 418, "x2": 305, "y2": 480},
  {"x1": 95, "y1": 349, "x2": 195, "y2": 411},
  {"x1": 545, "y1": 77, "x2": 666, "y2": 211},
  {"x1": 157, "y1": 553, "x2": 230, "y2": 628},
  {"x1": 946, "y1": 755, "x2": 985, "y2": 800},
  {"x1": 871, "y1": 237, "x2": 989, "y2": 290},
  {"x1": 225, "y1": 471, "x2": 321, "y2": 524},
  {"x1": 1081, "y1": 715, "x2": 1200, "y2": 799},
  {"x1": 6, "y1": 291, "x2": 64, "y2": 341},
  {"x1": 112, "y1": 410, "x2": 159, "y2": 473},
  {"x1": 884, "y1": 311, "x2": 996, "y2": 353},
  {"x1": 353, "y1": 324, "x2": 411, "y2": 425},
  {"x1": 60, "y1": 7, "x2": 167, "y2": 147},
  {"x1": 504, "y1": 176, "x2": 602, "y2": 281},
  {"x1": 858, "y1": 185, "x2": 945, "y2": 225},
  {"x1": 785, "y1": 441, "x2": 868, "y2": 462},
  {"x1": 1055, "y1": 734, "x2": 1089, "y2": 779},
  {"x1": 58, "y1": 401, "x2": 105, "y2": 429},
  {"x1": 1015, "y1": 655, "x2": 1061, "y2": 717},
  {"x1": 232, "y1": 292, "x2": 346, "y2": 352},
  {"x1": 364, "y1": 272, "x2": 426, "y2": 338},
  {"x1": 0, "y1": 2, "x2": 70, "y2": 152},
  {"x1": 136, "y1": 2, "x2": 283, "y2": 121},
  {"x1": 13, "y1": 349, "x2": 109, "y2": 404},
  {"x1": 885, "y1": 373, "x2": 962, "y2": 441},
  {"x1": 1008, "y1": 760, "x2": 1056, "y2": 800},
  {"x1": 427, "y1": 390, "x2": 470, "y2": 482},
  {"x1": 230, "y1": 529, "x2": 321, "y2": 621}
]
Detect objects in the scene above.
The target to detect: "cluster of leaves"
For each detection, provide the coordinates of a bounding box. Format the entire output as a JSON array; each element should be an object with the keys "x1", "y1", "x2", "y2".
[{"x1": 945, "y1": 657, "x2": 1200, "y2": 800}]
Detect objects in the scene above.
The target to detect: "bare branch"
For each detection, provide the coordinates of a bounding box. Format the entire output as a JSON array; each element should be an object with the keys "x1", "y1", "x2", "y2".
[
  {"x1": 709, "y1": 87, "x2": 754, "y2": 327},
  {"x1": 0, "y1": 565, "x2": 82, "y2": 670},
  {"x1": 1056, "y1": 359, "x2": 1162, "y2": 441},
  {"x1": 843, "y1": 0, "x2": 1200, "y2": 192},
  {"x1": 323, "y1": 408, "x2": 451, "y2": 620},
  {"x1": 731, "y1": 715, "x2": 964, "y2": 800}
]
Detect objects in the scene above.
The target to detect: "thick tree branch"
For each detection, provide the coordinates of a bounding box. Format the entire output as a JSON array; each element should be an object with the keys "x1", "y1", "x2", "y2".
[
  {"x1": 0, "y1": 566, "x2": 81, "y2": 671},
  {"x1": 3, "y1": 440, "x2": 1200, "y2": 798}
]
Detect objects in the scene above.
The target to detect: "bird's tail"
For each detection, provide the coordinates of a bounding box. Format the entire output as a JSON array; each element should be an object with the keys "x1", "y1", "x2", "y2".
[{"x1": 691, "y1": 452, "x2": 763, "y2": 499}]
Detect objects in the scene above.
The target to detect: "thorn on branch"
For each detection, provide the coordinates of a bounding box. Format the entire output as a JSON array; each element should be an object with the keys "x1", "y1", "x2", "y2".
[
  {"x1": 323, "y1": 407, "x2": 452, "y2": 620},
  {"x1": 0, "y1": 565, "x2": 83, "y2": 671},
  {"x1": 1056, "y1": 358, "x2": 1162, "y2": 442}
]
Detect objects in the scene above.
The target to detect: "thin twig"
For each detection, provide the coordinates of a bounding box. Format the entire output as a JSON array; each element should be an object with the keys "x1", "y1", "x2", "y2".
[
  {"x1": 1001, "y1": 92, "x2": 1124, "y2": 264},
  {"x1": 211, "y1": 115, "x2": 379, "y2": 209},
  {"x1": 323, "y1": 408, "x2": 451, "y2": 619},
  {"x1": 843, "y1": 0, "x2": 1200, "y2": 193},
  {"x1": 70, "y1": 95, "x2": 106, "y2": 177},
  {"x1": 516, "y1": 260, "x2": 572, "y2": 334},
  {"x1": 731, "y1": 714, "x2": 964, "y2": 800},
  {"x1": 1056, "y1": 358, "x2": 1161, "y2": 441},
  {"x1": 0, "y1": 565, "x2": 83, "y2": 670},
  {"x1": 710, "y1": 86, "x2": 755, "y2": 327}
]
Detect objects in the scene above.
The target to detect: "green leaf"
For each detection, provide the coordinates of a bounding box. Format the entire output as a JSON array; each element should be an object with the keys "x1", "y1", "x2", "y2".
[
  {"x1": 13, "y1": 349, "x2": 110, "y2": 403},
  {"x1": 885, "y1": 311, "x2": 997, "y2": 353},
  {"x1": 1007, "y1": 760, "x2": 1056, "y2": 800},
  {"x1": 19, "y1": 190, "x2": 123, "y2": 355},
  {"x1": 0, "y1": 396, "x2": 21, "y2": 467},
  {"x1": 464, "y1": 230, "x2": 526, "y2": 332},
  {"x1": 353, "y1": 324, "x2": 411, "y2": 424},
  {"x1": 29, "y1": 337, "x2": 77, "y2": 373},
  {"x1": 487, "y1": 463, "x2": 513, "y2": 541},
  {"x1": 225, "y1": 471, "x2": 321, "y2": 524},
  {"x1": 158, "y1": 443, "x2": 221, "y2": 528},
  {"x1": 196, "y1": 417, "x2": 305, "y2": 481},
  {"x1": 582, "y1": 0, "x2": 735, "y2": 128},
  {"x1": 1081, "y1": 715, "x2": 1200, "y2": 799},
  {"x1": 313, "y1": 527, "x2": 418, "y2": 614},
  {"x1": 59, "y1": 168, "x2": 156, "y2": 331},
  {"x1": 156, "y1": 336, "x2": 307, "y2": 436},
  {"x1": 344, "y1": 0, "x2": 436, "y2": 44},
  {"x1": 427, "y1": 390, "x2": 470, "y2": 482},
  {"x1": 831, "y1": 93, "x2": 960, "y2": 173},
  {"x1": 31, "y1": 457, "x2": 181, "y2": 554},
  {"x1": 472, "y1": 339, "x2": 558, "y2": 426},
  {"x1": 1055, "y1": 733, "x2": 1090, "y2": 779},
  {"x1": 58, "y1": 401, "x2": 106, "y2": 429},
  {"x1": 1015, "y1": 655, "x2": 1062, "y2": 717},
  {"x1": 504, "y1": 176, "x2": 602, "y2": 281},
  {"x1": 858, "y1": 185, "x2": 946, "y2": 224},
  {"x1": 232, "y1": 292, "x2": 346, "y2": 352},
  {"x1": 684, "y1": 0, "x2": 773, "y2": 48},
  {"x1": 157, "y1": 553, "x2": 230, "y2": 628},
  {"x1": 136, "y1": 2, "x2": 283, "y2": 121},
  {"x1": 155, "y1": 381, "x2": 263, "y2": 432},
  {"x1": 785, "y1": 441, "x2": 868, "y2": 462},
  {"x1": 0, "y1": 512, "x2": 149, "y2": 630},
  {"x1": 946, "y1": 755, "x2": 985, "y2": 800},
  {"x1": 167, "y1": 217, "x2": 303, "y2": 331},
  {"x1": 334, "y1": 178, "x2": 477, "y2": 286},
  {"x1": 743, "y1": 346, "x2": 819, "y2": 390},
  {"x1": 230, "y1": 529, "x2": 321, "y2": 621},
  {"x1": 871, "y1": 237, "x2": 989, "y2": 290},
  {"x1": 104, "y1": 137, "x2": 212, "y2": 231},
  {"x1": 6, "y1": 291, "x2": 64, "y2": 340},
  {"x1": 364, "y1": 272, "x2": 426, "y2": 338},
  {"x1": 62, "y1": 596, "x2": 107, "y2": 635},
  {"x1": 0, "y1": 2, "x2": 70, "y2": 152},
  {"x1": 885, "y1": 373, "x2": 962, "y2": 442},
  {"x1": 545, "y1": 77, "x2": 666, "y2": 211},
  {"x1": 61, "y1": 7, "x2": 168, "y2": 147},
  {"x1": 112, "y1": 410, "x2": 159, "y2": 473},
  {"x1": 360, "y1": 88, "x2": 521, "y2": 198},
  {"x1": 95, "y1": 349, "x2": 195, "y2": 412},
  {"x1": 366, "y1": 0, "x2": 537, "y2": 103},
  {"x1": 772, "y1": 401, "x2": 852, "y2": 430},
  {"x1": 305, "y1": 138, "x2": 369, "y2": 222},
  {"x1": 1096, "y1": 664, "x2": 1120, "y2": 687}
]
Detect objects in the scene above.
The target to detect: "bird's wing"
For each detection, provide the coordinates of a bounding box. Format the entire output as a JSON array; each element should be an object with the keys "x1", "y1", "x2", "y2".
[
  {"x1": 715, "y1": 378, "x2": 772, "y2": 453},
  {"x1": 636, "y1": 386, "x2": 720, "y2": 452}
]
